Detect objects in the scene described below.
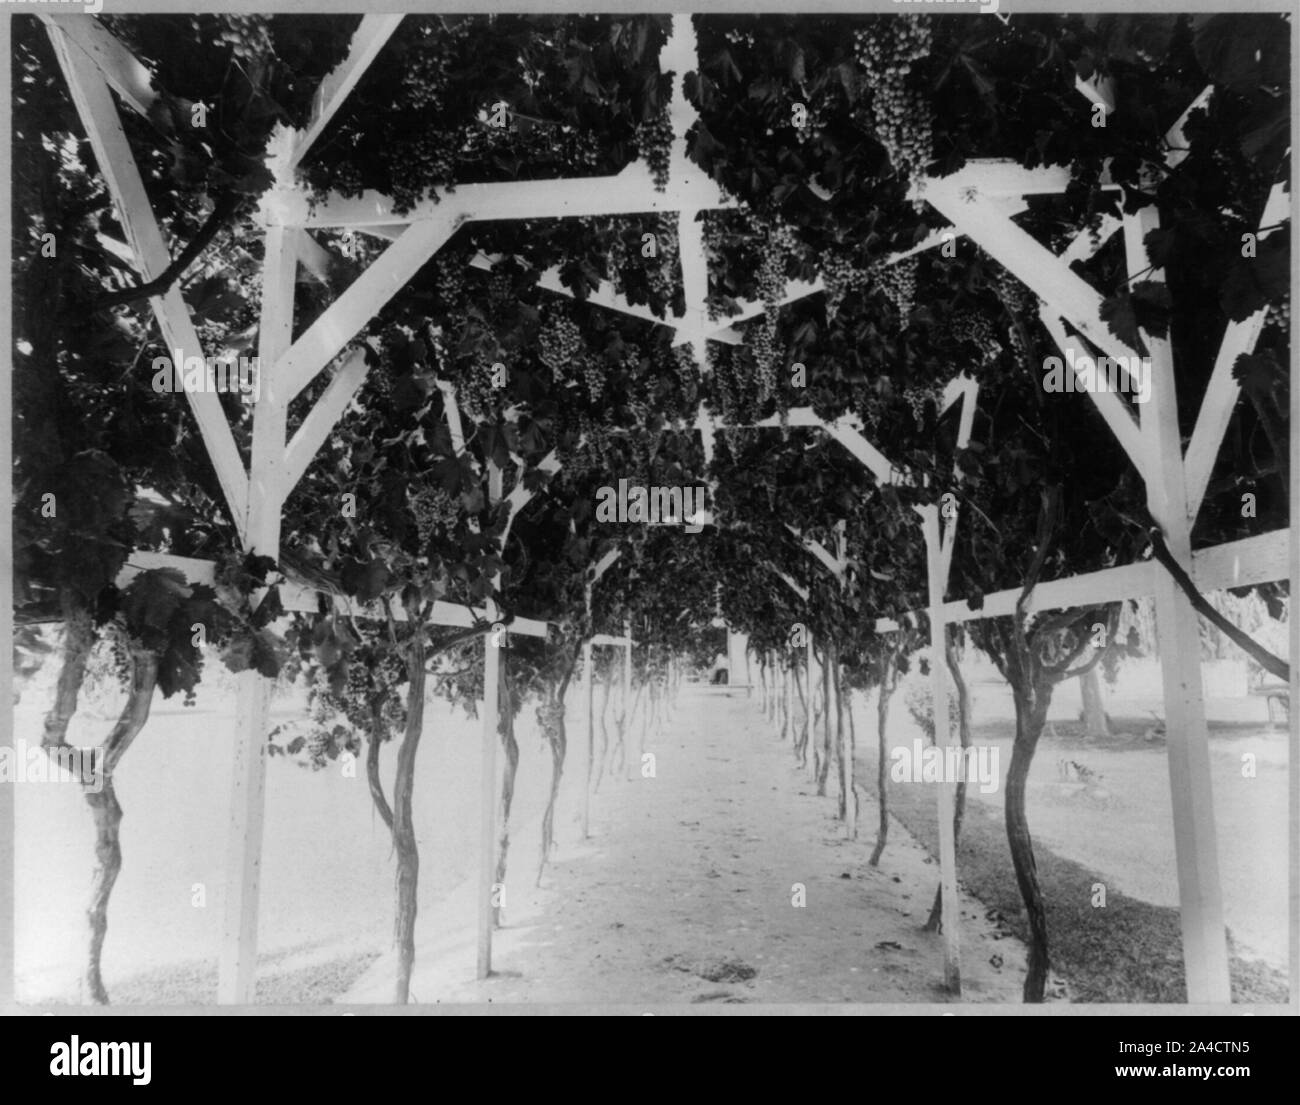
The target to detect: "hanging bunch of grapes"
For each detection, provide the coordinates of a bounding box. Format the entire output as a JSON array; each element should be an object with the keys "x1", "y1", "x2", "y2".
[
  {"x1": 901, "y1": 383, "x2": 932, "y2": 429},
  {"x1": 947, "y1": 309, "x2": 1003, "y2": 366},
  {"x1": 435, "y1": 253, "x2": 468, "y2": 312},
  {"x1": 821, "y1": 249, "x2": 872, "y2": 321},
  {"x1": 582, "y1": 350, "x2": 606, "y2": 402},
  {"x1": 455, "y1": 352, "x2": 501, "y2": 420},
  {"x1": 634, "y1": 104, "x2": 674, "y2": 191},
  {"x1": 603, "y1": 219, "x2": 630, "y2": 295},
  {"x1": 671, "y1": 344, "x2": 699, "y2": 409},
  {"x1": 853, "y1": 16, "x2": 933, "y2": 204},
  {"x1": 645, "y1": 214, "x2": 680, "y2": 311},
  {"x1": 872, "y1": 256, "x2": 918, "y2": 331},
  {"x1": 747, "y1": 216, "x2": 800, "y2": 401},
  {"x1": 409, "y1": 483, "x2": 460, "y2": 547},
  {"x1": 1266, "y1": 296, "x2": 1290, "y2": 340},
  {"x1": 538, "y1": 307, "x2": 583, "y2": 382}
]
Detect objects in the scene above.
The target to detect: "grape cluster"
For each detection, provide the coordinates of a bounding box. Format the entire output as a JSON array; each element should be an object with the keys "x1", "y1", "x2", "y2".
[
  {"x1": 435, "y1": 254, "x2": 467, "y2": 310},
  {"x1": 645, "y1": 215, "x2": 680, "y2": 310},
  {"x1": 853, "y1": 17, "x2": 933, "y2": 201},
  {"x1": 1267, "y1": 296, "x2": 1290, "y2": 338},
  {"x1": 792, "y1": 101, "x2": 827, "y2": 146},
  {"x1": 874, "y1": 257, "x2": 918, "y2": 330},
  {"x1": 672, "y1": 345, "x2": 699, "y2": 406},
  {"x1": 992, "y1": 265, "x2": 1033, "y2": 316},
  {"x1": 539, "y1": 309, "x2": 583, "y2": 381},
  {"x1": 821, "y1": 250, "x2": 871, "y2": 320},
  {"x1": 455, "y1": 354, "x2": 500, "y2": 420},
  {"x1": 635, "y1": 110, "x2": 675, "y2": 191},
  {"x1": 106, "y1": 619, "x2": 133, "y2": 690},
  {"x1": 582, "y1": 353, "x2": 606, "y2": 402},
  {"x1": 409, "y1": 484, "x2": 460, "y2": 546},
  {"x1": 604, "y1": 221, "x2": 630, "y2": 294},
  {"x1": 948, "y1": 310, "x2": 1002, "y2": 364},
  {"x1": 902, "y1": 384, "x2": 932, "y2": 428},
  {"x1": 748, "y1": 218, "x2": 800, "y2": 401}
]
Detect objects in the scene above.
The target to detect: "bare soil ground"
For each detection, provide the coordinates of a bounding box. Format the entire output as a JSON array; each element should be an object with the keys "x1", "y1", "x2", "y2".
[{"x1": 346, "y1": 685, "x2": 1037, "y2": 1005}]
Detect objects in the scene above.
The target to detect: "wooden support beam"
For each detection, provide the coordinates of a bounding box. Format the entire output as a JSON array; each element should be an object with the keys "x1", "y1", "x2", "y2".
[
  {"x1": 582, "y1": 639, "x2": 595, "y2": 839},
  {"x1": 279, "y1": 217, "x2": 460, "y2": 400},
  {"x1": 918, "y1": 160, "x2": 1077, "y2": 203},
  {"x1": 1125, "y1": 206, "x2": 1230, "y2": 1004},
  {"x1": 1039, "y1": 312, "x2": 1151, "y2": 484},
  {"x1": 40, "y1": 13, "x2": 157, "y2": 118},
  {"x1": 921, "y1": 505, "x2": 962, "y2": 995},
  {"x1": 289, "y1": 14, "x2": 403, "y2": 171},
  {"x1": 293, "y1": 229, "x2": 338, "y2": 285},
  {"x1": 218, "y1": 222, "x2": 296, "y2": 1005},
  {"x1": 117, "y1": 554, "x2": 551, "y2": 637},
  {"x1": 295, "y1": 161, "x2": 734, "y2": 230},
  {"x1": 773, "y1": 567, "x2": 809, "y2": 602},
  {"x1": 927, "y1": 177, "x2": 1146, "y2": 371},
  {"x1": 590, "y1": 547, "x2": 621, "y2": 585},
  {"x1": 49, "y1": 29, "x2": 250, "y2": 542},
  {"x1": 872, "y1": 529, "x2": 1289, "y2": 633},
  {"x1": 502, "y1": 450, "x2": 561, "y2": 544},
  {"x1": 477, "y1": 604, "x2": 501, "y2": 980},
  {"x1": 281, "y1": 348, "x2": 368, "y2": 495}
]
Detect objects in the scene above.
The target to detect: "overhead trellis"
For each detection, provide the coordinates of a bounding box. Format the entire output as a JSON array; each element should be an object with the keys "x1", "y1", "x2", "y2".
[{"x1": 36, "y1": 10, "x2": 1290, "y2": 1008}]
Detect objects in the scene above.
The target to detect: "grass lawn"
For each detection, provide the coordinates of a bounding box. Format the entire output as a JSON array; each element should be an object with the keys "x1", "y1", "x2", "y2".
[{"x1": 871, "y1": 753, "x2": 1289, "y2": 1004}]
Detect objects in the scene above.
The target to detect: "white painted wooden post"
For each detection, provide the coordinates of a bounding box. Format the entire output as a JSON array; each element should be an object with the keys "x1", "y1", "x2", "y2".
[
  {"x1": 806, "y1": 631, "x2": 816, "y2": 778},
  {"x1": 1125, "y1": 209, "x2": 1231, "y2": 1003},
  {"x1": 622, "y1": 618, "x2": 632, "y2": 736},
  {"x1": 1291, "y1": 306, "x2": 1300, "y2": 1006},
  {"x1": 217, "y1": 223, "x2": 295, "y2": 1004},
  {"x1": 843, "y1": 662, "x2": 855, "y2": 840},
  {"x1": 477, "y1": 612, "x2": 501, "y2": 980},
  {"x1": 922, "y1": 505, "x2": 962, "y2": 995},
  {"x1": 582, "y1": 640, "x2": 595, "y2": 839}
]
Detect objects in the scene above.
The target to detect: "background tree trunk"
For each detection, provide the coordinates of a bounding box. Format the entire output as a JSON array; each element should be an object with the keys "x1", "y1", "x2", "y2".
[
  {"x1": 1079, "y1": 666, "x2": 1110, "y2": 737},
  {"x1": 391, "y1": 632, "x2": 426, "y2": 1005}
]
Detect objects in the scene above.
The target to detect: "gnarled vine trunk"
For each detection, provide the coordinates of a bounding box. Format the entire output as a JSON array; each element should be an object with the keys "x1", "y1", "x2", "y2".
[
  {"x1": 43, "y1": 593, "x2": 94, "y2": 751},
  {"x1": 594, "y1": 674, "x2": 612, "y2": 791},
  {"x1": 538, "y1": 649, "x2": 579, "y2": 884},
  {"x1": 391, "y1": 632, "x2": 426, "y2": 1004},
  {"x1": 927, "y1": 640, "x2": 973, "y2": 930},
  {"x1": 869, "y1": 652, "x2": 896, "y2": 867},
  {"x1": 366, "y1": 700, "x2": 394, "y2": 831},
  {"x1": 83, "y1": 645, "x2": 157, "y2": 1005},
  {"x1": 816, "y1": 646, "x2": 833, "y2": 797},
  {"x1": 1006, "y1": 684, "x2": 1053, "y2": 1001},
  {"x1": 792, "y1": 659, "x2": 809, "y2": 767}
]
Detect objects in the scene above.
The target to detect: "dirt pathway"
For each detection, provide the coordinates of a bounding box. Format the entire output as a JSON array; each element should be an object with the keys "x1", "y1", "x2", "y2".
[{"x1": 396, "y1": 686, "x2": 1029, "y2": 1006}]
